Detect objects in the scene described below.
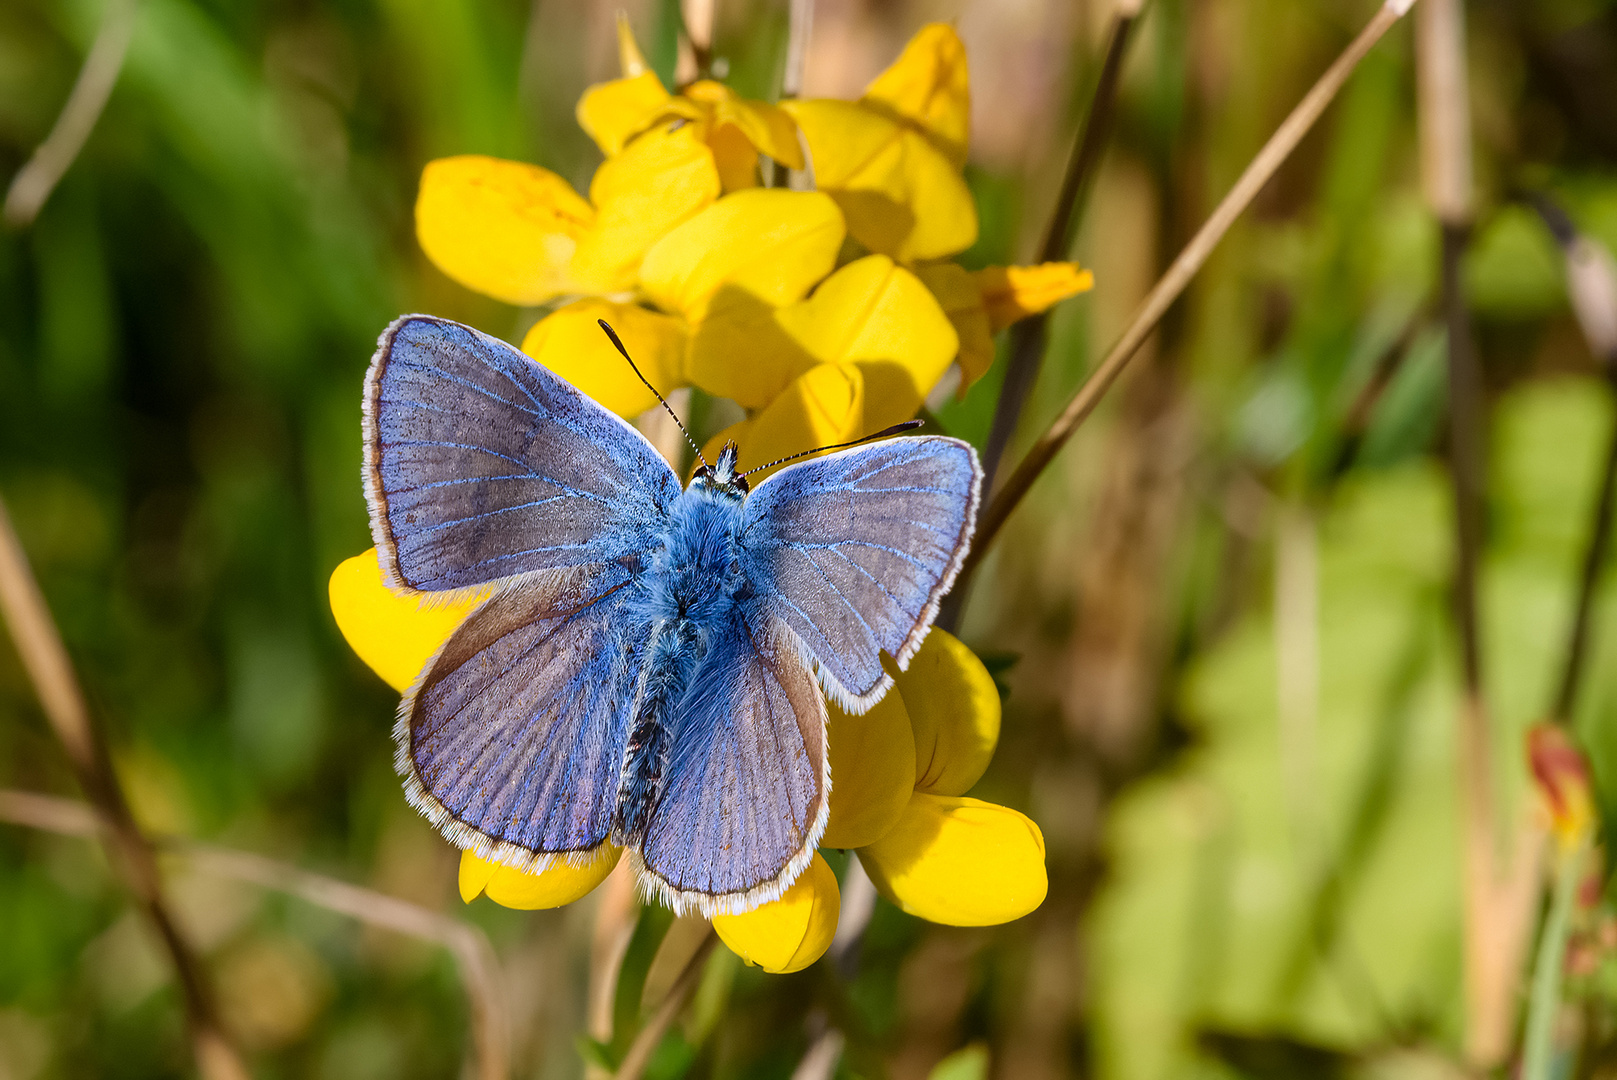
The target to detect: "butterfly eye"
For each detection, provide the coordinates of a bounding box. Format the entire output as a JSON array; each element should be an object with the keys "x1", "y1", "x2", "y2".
[
  {"x1": 693, "y1": 467, "x2": 711, "y2": 480},
  {"x1": 735, "y1": 476, "x2": 750, "y2": 494}
]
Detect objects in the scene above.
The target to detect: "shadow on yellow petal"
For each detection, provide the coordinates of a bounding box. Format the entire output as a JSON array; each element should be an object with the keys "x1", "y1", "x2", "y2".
[
  {"x1": 521, "y1": 299, "x2": 687, "y2": 418},
  {"x1": 571, "y1": 124, "x2": 721, "y2": 293},
  {"x1": 887, "y1": 630, "x2": 1001, "y2": 796},
  {"x1": 576, "y1": 70, "x2": 673, "y2": 157},
  {"x1": 823, "y1": 691, "x2": 916, "y2": 849},
  {"x1": 914, "y1": 262, "x2": 995, "y2": 391},
  {"x1": 712, "y1": 853, "x2": 839, "y2": 973},
  {"x1": 782, "y1": 99, "x2": 976, "y2": 262},
  {"x1": 974, "y1": 263, "x2": 1095, "y2": 332},
  {"x1": 707, "y1": 123, "x2": 762, "y2": 192},
  {"x1": 641, "y1": 189, "x2": 843, "y2": 323},
  {"x1": 462, "y1": 846, "x2": 622, "y2": 910},
  {"x1": 859, "y1": 794, "x2": 1046, "y2": 926},
  {"x1": 416, "y1": 156, "x2": 594, "y2": 306},
  {"x1": 328, "y1": 549, "x2": 488, "y2": 693},
  {"x1": 861, "y1": 23, "x2": 971, "y2": 167},
  {"x1": 775, "y1": 255, "x2": 957, "y2": 419},
  {"x1": 707, "y1": 361, "x2": 864, "y2": 482}
]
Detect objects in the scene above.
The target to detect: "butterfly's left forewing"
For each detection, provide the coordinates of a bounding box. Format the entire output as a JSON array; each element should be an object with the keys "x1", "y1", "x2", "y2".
[{"x1": 740, "y1": 435, "x2": 981, "y2": 711}]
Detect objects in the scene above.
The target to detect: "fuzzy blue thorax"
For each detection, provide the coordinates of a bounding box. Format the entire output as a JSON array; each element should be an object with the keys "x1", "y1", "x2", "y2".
[{"x1": 612, "y1": 444, "x2": 751, "y2": 843}]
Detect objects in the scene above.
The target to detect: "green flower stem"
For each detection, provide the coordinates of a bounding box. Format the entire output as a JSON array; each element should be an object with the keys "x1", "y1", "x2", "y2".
[{"x1": 1522, "y1": 844, "x2": 1585, "y2": 1080}]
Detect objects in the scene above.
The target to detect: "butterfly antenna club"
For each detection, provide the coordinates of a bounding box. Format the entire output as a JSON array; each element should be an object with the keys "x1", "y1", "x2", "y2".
[
  {"x1": 597, "y1": 319, "x2": 709, "y2": 470},
  {"x1": 739, "y1": 420, "x2": 924, "y2": 478}
]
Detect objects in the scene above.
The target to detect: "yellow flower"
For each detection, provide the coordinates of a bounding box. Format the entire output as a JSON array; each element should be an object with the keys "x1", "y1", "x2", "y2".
[
  {"x1": 360, "y1": 17, "x2": 1073, "y2": 973},
  {"x1": 330, "y1": 550, "x2": 1045, "y2": 967},
  {"x1": 712, "y1": 853, "x2": 840, "y2": 973},
  {"x1": 782, "y1": 23, "x2": 975, "y2": 262},
  {"x1": 577, "y1": 15, "x2": 804, "y2": 192}
]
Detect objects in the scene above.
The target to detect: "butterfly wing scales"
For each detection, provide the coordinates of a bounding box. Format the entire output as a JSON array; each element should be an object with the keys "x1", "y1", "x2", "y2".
[
  {"x1": 402, "y1": 565, "x2": 645, "y2": 862},
  {"x1": 740, "y1": 436, "x2": 981, "y2": 709},
  {"x1": 365, "y1": 315, "x2": 679, "y2": 593},
  {"x1": 638, "y1": 611, "x2": 827, "y2": 915}
]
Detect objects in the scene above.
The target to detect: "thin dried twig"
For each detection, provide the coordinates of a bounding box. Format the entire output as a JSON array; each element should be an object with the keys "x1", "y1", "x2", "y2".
[
  {"x1": 0, "y1": 498, "x2": 248, "y2": 1080},
  {"x1": 0, "y1": 788, "x2": 510, "y2": 1080},
  {"x1": 1418, "y1": 0, "x2": 1544, "y2": 1063},
  {"x1": 1535, "y1": 196, "x2": 1617, "y2": 724},
  {"x1": 978, "y1": 6, "x2": 1140, "y2": 490},
  {"x1": 938, "y1": 6, "x2": 1138, "y2": 631},
  {"x1": 960, "y1": 0, "x2": 1418, "y2": 572},
  {"x1": 612, "y1": 929, "x2": 718, "y2": 1080},
  {"x1": 781, "y1": 0, "x2": 813, "y2": 100},
  {"x1": 5, "y1": 0, "x2": 139, "y2": 227}
]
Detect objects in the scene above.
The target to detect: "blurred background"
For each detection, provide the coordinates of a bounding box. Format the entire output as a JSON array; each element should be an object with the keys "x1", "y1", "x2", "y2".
[{"x1": 4, "y1": 0, "x2": 1617, "y2": 1077}]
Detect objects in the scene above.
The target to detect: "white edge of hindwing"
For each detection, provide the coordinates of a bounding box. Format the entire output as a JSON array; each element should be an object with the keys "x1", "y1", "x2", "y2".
[
  {"x1": 745, "y1": 435, "x2": 984, "y2": 719},
  {"x1": 628, "y1": 624, "x2": 833, "y2": 919}
]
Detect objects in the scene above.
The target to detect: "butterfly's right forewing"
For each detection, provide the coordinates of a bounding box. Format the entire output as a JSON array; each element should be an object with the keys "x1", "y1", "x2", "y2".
[{"x1": 365, "y1": 316, "x2": 680, "y2": 593}]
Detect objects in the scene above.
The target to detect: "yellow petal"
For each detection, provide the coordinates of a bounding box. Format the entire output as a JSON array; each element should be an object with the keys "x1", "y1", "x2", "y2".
[
  {"x1": 328, "y1": 549, "x2": 488, "y2": 693},
  {"x1": 861, "y1": 23, "x2": 971, "y2": 167},
  {"x1": 887, "y1": 630, "x2": 1001, "y2": 796},
  {"x1": 647, "y1": 188, "x2": 843, "y2": 409},
  {"x1": 474, "y1": 846, "x2": 623, "y2": 910},
  {"x1": 973, "y1": 263, "x2": 1095, "y2": 332},
  {"x1": 914, "y1": 262, "x2": 995, "y2": 390},
  {"x1": 774, "y1": 254, "x2": 957, "y2": 425},
  {"x1": 822, "y1": 691, "x2": 916, "y2": 850},
  {"x1": 458, "y1": 848, "x2": 498, "y2": 902},
  {"x1": 576, "y1": 71, "x2": 673, "y2": 157},
  {"x1": 859, "y1": 794, "x2": 1046, "y2": 926},
  {"x1": 571, "y1": 123, "x2": 721, "y2": 293},
  {"x1": 616, "y1": 11, "x2": 649, "y2": 77},
  {"x1": 640, "y1": 188, "x2": 844, "y2": 323},
  {"x1": 705, "y1": 361, "x2": 864, "y2": 482},
  {"x1": 782, "y1": 99, "x2": 976, "y2": 262},
  {"x1": 415, "y1": 156, "x2": 594, "y2": 306},
  {"x1": 686, "y1": 80, "x2": 806, "y2": 170},
  {"x1": 712, "y1": 853, "x2": 839, "y2": 973},
  {"x1": 520, "y1": 299, "x2": 688, "y2": 417}
]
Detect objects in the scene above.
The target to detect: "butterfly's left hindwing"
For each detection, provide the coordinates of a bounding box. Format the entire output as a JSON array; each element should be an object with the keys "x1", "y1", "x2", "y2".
[
  {"x1": 365, "y1": 315, "x2": 679, "y2": 593},
  {"x1": 401, "y1": 564, "x2": 645, "y2": 865},
  {"x1": 638, "y1": 609, "x2": 828, "y2": 916}
]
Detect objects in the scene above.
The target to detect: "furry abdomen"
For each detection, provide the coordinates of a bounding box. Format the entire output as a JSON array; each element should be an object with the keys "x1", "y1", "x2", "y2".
[{"x1": 612, "y1": 484, "x2": 749, "y2": 844}]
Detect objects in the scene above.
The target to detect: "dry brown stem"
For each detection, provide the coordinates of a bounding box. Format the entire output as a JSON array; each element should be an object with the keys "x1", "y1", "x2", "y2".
[
  {"x1": 612, "y1": 929, "x2": 718, "y2": 1080},
  {"x1": 964, "y1": 0, "x2": 1416, "y2": 568},
  {"x1": 0, "y1": 497, "x2": 248, "y2": 1079},
  {"x1": 0, "y1": 788, "x2": 510, "y2": 1080}
]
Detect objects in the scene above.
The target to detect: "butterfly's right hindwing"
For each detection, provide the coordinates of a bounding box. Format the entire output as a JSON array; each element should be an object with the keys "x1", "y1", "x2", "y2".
[
  {"x1": 400, "y1": 564, "x2": 648, "y2": 865},
  {"x1": 364, "y1": 315, "x2": 680, "y2": 593}
]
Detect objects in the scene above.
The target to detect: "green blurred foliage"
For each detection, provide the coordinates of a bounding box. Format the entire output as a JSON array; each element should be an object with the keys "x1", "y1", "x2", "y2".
[{"x1": 3, "y1": 0, "x2": 1617, "y2": 1077}]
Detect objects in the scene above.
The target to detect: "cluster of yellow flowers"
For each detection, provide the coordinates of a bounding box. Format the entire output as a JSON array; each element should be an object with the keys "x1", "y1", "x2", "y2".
[{"x1": 330, "y1": 21, "x2": 1089, "y2": 973}]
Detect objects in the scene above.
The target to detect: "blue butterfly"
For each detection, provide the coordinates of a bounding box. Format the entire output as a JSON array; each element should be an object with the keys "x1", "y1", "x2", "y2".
[{"x1": 363, "y1": 315, "x2": 981, "y2": 915}]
